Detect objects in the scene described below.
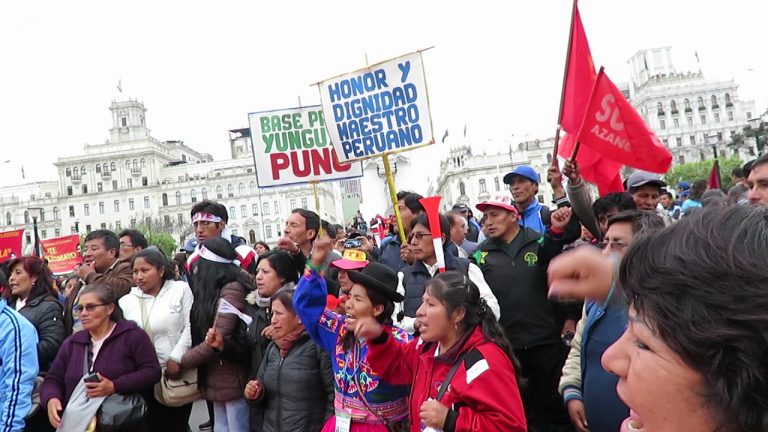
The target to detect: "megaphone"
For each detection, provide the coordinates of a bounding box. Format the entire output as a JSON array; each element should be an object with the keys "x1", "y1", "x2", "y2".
[{"x1": 418, "y1": 195, "x2": 446, "y2": 273}]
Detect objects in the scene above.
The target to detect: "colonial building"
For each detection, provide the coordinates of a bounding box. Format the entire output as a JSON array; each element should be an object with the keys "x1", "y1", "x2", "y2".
[
  {"x1": 628, "y1": 47, "x2": 758, "y2": 164},
  {"x1": 428, "y1": 138, "x2": 557, "y2": 212},
  {"x1": 0, "y1": 99, "x2": 345, "y2": 252}
]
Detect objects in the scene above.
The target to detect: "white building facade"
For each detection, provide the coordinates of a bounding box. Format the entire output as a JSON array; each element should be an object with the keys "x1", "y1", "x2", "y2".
[
  {"x1": 429, "y1": 138, "x2": 558, "y2": 212},
  {"x1": 0, "y1": 99, "x2": 346, "y2": 252},
  {"x1": 628, "y1": 47, "x2": 758, "y2": 165}
]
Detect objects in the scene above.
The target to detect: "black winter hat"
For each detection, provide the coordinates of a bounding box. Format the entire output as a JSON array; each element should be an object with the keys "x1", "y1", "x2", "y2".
[{"x1": 347, "y1": 262, "x2": 403, "y2": 303}]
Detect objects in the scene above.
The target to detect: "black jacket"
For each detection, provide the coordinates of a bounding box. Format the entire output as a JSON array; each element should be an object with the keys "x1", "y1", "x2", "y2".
[
  {"x1": 254, "y1": 334, "x2": 334, "y2": 432},
  {"x1": 401, "y1": 253, "x2": 470, "y2": 317},
  {"x1": 15, "y1": 294, "x2": 65, "y2": 372},
  {"x1": 471, "y1": 227, "x2": 567, "y2": 349}
]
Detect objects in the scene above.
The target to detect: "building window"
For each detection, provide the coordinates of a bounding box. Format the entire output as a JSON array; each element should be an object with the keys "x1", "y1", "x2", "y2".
[
  {"x1": 130, "y1": 218, "x2": 136, "y2": 227},
  {"x1": 216, "y1": 186, "x2": 223, "y2": 199},
  {"x1": 249, "y1": 182, "x2": 256, "y2": 195},
  {"x1": 673, "y1": 118, "x2": 679, "y2": 128},
  {"x1": 113, "y1": 200, "x2": 119, "y2": 212},
  {"x1": 228, "y1": 184, "x2": 234, "y2": 197},
  {"x1": 656, "y1": 102, "x2": 664, "y2": 116},
  {"x1": 459, "y1": 182, "x2": 466, "y2": 196},
  {"x1": 53, "y1": 207, "x2": 59, "y2": 220},
  {"x1": 67, "y1": 186, "x2": 73, "y2": 196},
  {"x1": 494, "y1": 177, "x2": 500, "y2": 191},
  {"x1": 81, "y1": 165, "x2": 86, "y2": 174},
  {"x1": 5, "y1": 212, "x2": 10, "y2": 225},
  {"x1": 266, "y1": 225, "x2": 273, "y2": 239},
  {"x1": 82, "y1": 185, "x2": 88, "y2": 194},
  {"x1": 662, "y1": 138, "x2": 668, "y2": 146},
  {"x1": 133, "y1": 159, "x2": 138, "y2": 169},
  {"x1": 670, "y1": 100, "x2": 678, "y2": 113},
  {"x1": 66, "y1": 168, "x2": 71, "y2": 177},
  {"x1": 55, "y1": 228, "x2": 60, "y2": 237},
  {"x1": 121, "y1": 117, "x2": 127, "y2": 127},
  {"x1": 164, "y1": 215, "x2": 171, "y2": 226},
  {"x1": 700, "y1": 114, "x2": 706, "y2": 124},
  {"x1": 162, "y1": 193, "x2": 168, "y2": 206},
  {"x1": 238, "y1": 183, "x2": 245, "y2": 196},
  {"x1": 241, "y1": 205, "x2": 247, "y2": 218},
  {"x1": 289, "y1": 199, "x2": 296, "y2": 210},
  {"x1": 229, "y1": 207, "x2": 236, "y2": 218},
  {"x1": 97, "y1": 182, "x2": 103, "y2": 192},
  {"x1": 747, "y1": 112, "x2": 753, "y2": 119},
  {"x1": 687, "y1": 116, "x2": 693, "y2": 127},
  {"x1": 697, "y1": 96, "x2": 705, "y2": 110},
  {"x1": 690, "y1": 135, "x2": 696, "y2": 145},
  {"x1": 96, "y1": 164, "x2": 101, "y2": 173},
  {"x1": 711, "y1": 95, "x2": 719, "y2": 108},
  {"x1": 676, "y1": 137, "x2": 682, "y2": 147},
  {"x1": 202, "y1": 187, "x2": 208, "y2": 200},
  {"x1": 699, "y1": 151, "x2": 706, "y2": 161},
  {"x1": 127, "y1": 178, "x2": 133, "y2": 188},
  {"x1": 301, "y1": 198, "x2": 308, "y2": 208},
  {"x1": 144, "y1": 197, "x2": 150, "y2": 209},
  {"x1": 190, "y1": 189, "x2": 197, "y2": 203},
  {"x1": 714, "y1": 112, "x2": 720, "y2": 123},
  {"x1": 175, "y1": 191, "x2": 182, "y2": 205},
  {"x1": 112, "y1": 180, "x2": 118, "y2": 190},
  {"x1": 110, "y1": 162, "x2": 115, "y2": 171},
  {"x1": 98, "y1": 202, "x2": 104, "y2": 214},
  {"x1": 728, "y1": 111, "x2": 734, "y2": 121},
  {"x1": 100, "y1": 223, "x2": 107, "y2": 230},
  {"x1": 69, "y1": 206, "x2": 75, "y2": 217},
  {"x1": 142, "y1": 177, "x2": 148, "y2": 186},
  {"x1": 252, "y1": 204, "x2": 258, "y2": 216},
  {"x1": 84, "y1": 204, "x2": 90, "y2": 216},
  {"x1": 684, "y1": 98, "x2": 691, "y2": 111},
  {"x1": 140, "y1": 159, "x2": 146, "y2": 168},
  {"x1": 274, "y1": 201, "x2": 279, "y2": 215},
  {"x1": 145, "y1": 217, "x2": 151, "y2": 226},
  {"x1": 85, "y1": 224, "x2": 92, "y2": 233},
  {"x1": 263, "y1": 202, "x2": 270, "y2": 215},
  {"x1": 479, "y1": 179, "x2": 487, "y2": 193},
  {"x1": 725, "y1": 93, "x2": 732, "y2": 106},
  {"x1": 660, "y1": 119, "x2": 666, "y2": 130},
  {"x1": 73, "y1": 167, "x2": 79, "y2": 177},
  {"x1": 678, "y1": 154, "x2": 685, "y2": 164},
  {"x1": 41, "y1": 230, "x2": 46, "y2": 239}
]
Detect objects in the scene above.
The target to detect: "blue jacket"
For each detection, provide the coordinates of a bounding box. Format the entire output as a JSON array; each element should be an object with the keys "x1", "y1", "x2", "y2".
[
  {"x1": 0, "y1": 299, "x2": 39, "y2": 432},
  {"x1": 378, "y1": 235, "x2": 407, "y2": 272},
  {"x1": 518, "y1": 200, "x2": 547, "y2": 234}
]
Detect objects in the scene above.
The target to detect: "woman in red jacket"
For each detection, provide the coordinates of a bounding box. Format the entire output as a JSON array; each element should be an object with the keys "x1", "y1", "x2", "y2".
[{"x1": 356, "y1": 271, "x2": 527, "y2": 432}]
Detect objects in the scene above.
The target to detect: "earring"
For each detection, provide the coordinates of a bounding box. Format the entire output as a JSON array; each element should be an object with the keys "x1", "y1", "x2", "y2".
[{"x1": 454, "y1": 323, "x2": 459, "y2": 331}]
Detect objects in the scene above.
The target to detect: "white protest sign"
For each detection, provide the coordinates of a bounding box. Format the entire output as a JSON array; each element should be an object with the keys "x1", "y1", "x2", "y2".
[
  {"x1": 318, "y1": 51, "x2": 434, "y2": 162},
  {"x1": 248, "y1": 105, "x2": 364, "y2": 187}
]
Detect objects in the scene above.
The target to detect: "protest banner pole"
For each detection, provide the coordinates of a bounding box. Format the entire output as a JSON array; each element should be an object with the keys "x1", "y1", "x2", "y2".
[
  {"x1": 552, "y1": 0, "x2": 577, "y2": 165},
  {"x1": 312, "y1": 181, "x2": 324, "y2": 238},
  {"x1": 383, "y1": 154, "x2": 407, "y2": 244}
]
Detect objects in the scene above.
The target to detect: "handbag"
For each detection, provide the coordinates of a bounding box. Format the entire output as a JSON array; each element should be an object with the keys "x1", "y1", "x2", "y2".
[
  {"x1": 154, "y1": 367, "x2": 200, "y2": 407},
  {"x1": 82, "y1": 346, "x2": 148, "y2": 432},
  {"x1": 25, "y1": 375, "x2": 45, "y2": 418}
]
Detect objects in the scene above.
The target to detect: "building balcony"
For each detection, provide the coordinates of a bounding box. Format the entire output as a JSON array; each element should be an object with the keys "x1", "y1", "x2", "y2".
[
  {"x1": 131, "y1": 167, "x2": 142, "y2": 176},
  {"x1": 101, "y1": 171, "x2": 112, "y2": 179},
  {"x1": 71, "y1": 174, "x2": 82, "y2": 183}
]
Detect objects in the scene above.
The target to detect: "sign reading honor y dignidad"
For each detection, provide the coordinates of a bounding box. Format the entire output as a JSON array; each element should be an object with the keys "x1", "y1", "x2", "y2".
[
  {"x1": 318, "y1": 51, "x2": 434, "y2": 162},
  {"x1": 248, "y1": 106, "x2": 363, "y2": 187}
]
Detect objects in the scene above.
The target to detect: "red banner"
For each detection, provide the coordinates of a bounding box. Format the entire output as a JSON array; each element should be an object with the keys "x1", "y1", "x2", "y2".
[
  {"x1": 41, "y1": 235, "x2": 82, "y2": 275},
  {"x1": 0, "y1": 229, "x2": 24, "y2": 263}
]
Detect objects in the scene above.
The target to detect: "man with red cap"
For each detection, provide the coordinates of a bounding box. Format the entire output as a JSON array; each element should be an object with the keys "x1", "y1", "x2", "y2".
[{"x1": 472, "y1": 196, "x2": 575, "y2": 432}]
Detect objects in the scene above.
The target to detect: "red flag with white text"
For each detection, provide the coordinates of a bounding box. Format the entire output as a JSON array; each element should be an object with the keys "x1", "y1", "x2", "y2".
[{"x1": 576, "y1": 68, "x2": 672, "y2": 174}]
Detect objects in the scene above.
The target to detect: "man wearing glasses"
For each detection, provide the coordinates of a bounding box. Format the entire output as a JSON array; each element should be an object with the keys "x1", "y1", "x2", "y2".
[
  {"x1": 117, "y1": 229, "x2": 147, "y2": 262},
  {"x1": 559, "y1": 210, "x2": 665, "y2": 432}
]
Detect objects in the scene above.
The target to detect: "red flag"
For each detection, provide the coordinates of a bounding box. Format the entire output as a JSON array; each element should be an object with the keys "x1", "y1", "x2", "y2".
[
  {"x1": 559, "y1": 133, "x2": 625, "y2": 195},
  {"x1": 708, "y1": 159, "x2": 721, "y2": 190},
  {"x1": 557, "y1": 1, "x2": 623, "y2": 196},
  {"x1": 559, "y1": 1, "x2": 597, "y2": 134},
  {"x1": 577, "y1": 68, "x2": 672, "y2": 174}
]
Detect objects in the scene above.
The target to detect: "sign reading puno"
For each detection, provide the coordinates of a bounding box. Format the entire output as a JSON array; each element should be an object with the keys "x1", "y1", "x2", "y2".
[
  {"x1": 248, "y1": 106, "x2": 363, "y2": 187},
  {"x1": 318, "y1": 51, "x2": 434, "y2": 162}
]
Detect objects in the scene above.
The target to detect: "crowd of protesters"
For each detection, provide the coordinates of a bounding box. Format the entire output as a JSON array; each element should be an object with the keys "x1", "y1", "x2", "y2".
[{"x1": 2, "y1": 152, "x2": 768, "y2": 432}]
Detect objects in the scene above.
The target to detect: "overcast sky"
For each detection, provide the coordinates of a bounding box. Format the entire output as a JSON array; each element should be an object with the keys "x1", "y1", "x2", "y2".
[{"x1": 2, "y1": 0, "x2": 766, "y2": 186}]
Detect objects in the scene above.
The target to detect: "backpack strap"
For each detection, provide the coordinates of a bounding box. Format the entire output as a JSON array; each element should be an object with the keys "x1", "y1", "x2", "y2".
[{"x1": 539, "y1": 205, "x2": 552, "y2": 228}]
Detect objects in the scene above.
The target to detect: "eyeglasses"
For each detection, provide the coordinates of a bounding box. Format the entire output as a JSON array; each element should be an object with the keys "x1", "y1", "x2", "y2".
[
  {"x1": 411, "y1": 232, "x2": 432, "y2": 241},
  {"x1": 74, "y1": 304, "x2": 108, "y2": 313},
  {"x1": 597, "y1": 241, "x2": 629, "y2": 251}
]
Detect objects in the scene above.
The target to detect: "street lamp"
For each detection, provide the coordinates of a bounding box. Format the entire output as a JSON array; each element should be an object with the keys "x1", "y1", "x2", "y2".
[
  {"x1": 747, "y1": 117, "x2": 764, "y2": 156},
  {"x1": 706, "y1": 134, "x2": 719, "y2": 159},
  {"x1": 28, "y1": 207, "x2": 43, "y2": 257}
]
